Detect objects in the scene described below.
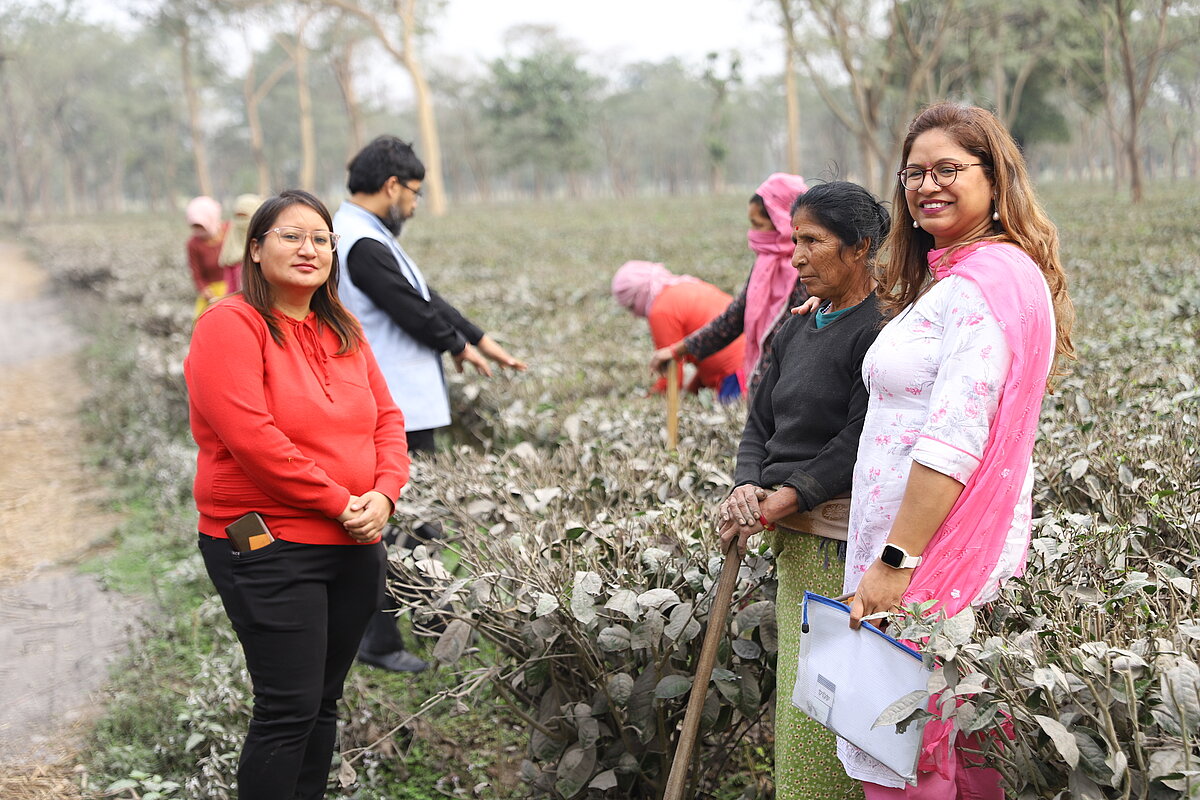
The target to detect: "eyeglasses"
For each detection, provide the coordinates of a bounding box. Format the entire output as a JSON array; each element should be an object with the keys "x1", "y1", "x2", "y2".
[
  {"x1": 395, "y1": 179, "x2": 423, "y2": 199},
  {"x1": 267, "y1": 227, "x2": 340, "y2": 252},
  {"x1": 897, "y1": 162, "x2": 983, "y2": 191}
]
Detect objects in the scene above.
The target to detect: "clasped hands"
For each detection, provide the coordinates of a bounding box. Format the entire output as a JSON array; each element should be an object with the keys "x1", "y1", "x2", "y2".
[
  {"x1": 716, "y1": 484, "x2": 773, "y2": 556},
  {"x1": 338, "y1": 491, "x2": 393, "y2": 543}
]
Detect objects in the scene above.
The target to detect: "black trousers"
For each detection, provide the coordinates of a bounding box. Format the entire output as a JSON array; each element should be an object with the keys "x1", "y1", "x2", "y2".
[
  {"x1": 200, "y1": 534, "x2": 385, "y2": 800},
  {"x1": 359, "y1": 426, "x2": 437, "y2": 655}
]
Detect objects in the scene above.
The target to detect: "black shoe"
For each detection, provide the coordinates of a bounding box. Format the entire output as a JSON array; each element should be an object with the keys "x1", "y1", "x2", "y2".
[{"x1": 357, "y1": 648, "x2": 429, "y2": 673}]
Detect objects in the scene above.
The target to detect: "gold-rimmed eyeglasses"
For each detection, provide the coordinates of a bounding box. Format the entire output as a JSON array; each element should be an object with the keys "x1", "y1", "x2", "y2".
[
  {"x1": 267, "y1": 227, "x2": 340, "y2": 252},
  {"x1": 897, "y1": 162, "x2": 983, "y2": 191}
]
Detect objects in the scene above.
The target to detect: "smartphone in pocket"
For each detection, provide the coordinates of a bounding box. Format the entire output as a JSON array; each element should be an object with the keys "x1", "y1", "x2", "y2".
[{"x1": 225, "y1": 512, "x2": 275, "y2": 553}]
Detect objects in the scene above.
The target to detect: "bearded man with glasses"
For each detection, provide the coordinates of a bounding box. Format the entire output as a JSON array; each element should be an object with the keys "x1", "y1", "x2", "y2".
[{"x1": 333, "y1": 135, "x2": 526, "y2": 673}]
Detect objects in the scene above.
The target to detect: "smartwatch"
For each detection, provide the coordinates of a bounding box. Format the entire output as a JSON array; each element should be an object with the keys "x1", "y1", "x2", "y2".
[{"x1": 880, "y1": 543, "x2": 922, "y2": 570}]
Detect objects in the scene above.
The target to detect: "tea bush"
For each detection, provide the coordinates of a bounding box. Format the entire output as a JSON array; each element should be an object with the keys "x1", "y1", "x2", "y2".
[{"x1": 25, "y1": 184, "x2": 1200, "y2": 798}]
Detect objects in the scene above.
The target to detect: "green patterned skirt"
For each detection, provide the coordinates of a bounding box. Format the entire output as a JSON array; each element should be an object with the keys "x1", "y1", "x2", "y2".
[{"x1": 771, "y1": 530, "x2": 863, "y2": 800}]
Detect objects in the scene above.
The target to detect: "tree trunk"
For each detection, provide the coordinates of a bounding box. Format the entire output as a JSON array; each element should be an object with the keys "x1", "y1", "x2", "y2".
[
  {"x1": 398, "y1": 0, "x2": 447, "y2": 215},
  {"x1": 784, "y1": 42, "x2": 802, "y2": 175},
  {"x1": 0, "y1": 51, "x2": 36, "y2": 221},
  {"x1": 294, "y1": 40, "x2": 317, "y2": 192},
  {"x1": 244, "y1": 57, "x2": 272, "y2": 196},
  {"x1": 179, "y1": 24, "x2": 213, "y2": 198},
  {"x1": 331, "y1": 41, "x2": 366, "y2": 157}
]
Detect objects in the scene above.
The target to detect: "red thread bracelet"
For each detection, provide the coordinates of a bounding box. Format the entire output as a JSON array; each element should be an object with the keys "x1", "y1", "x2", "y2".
[{"x1": 758, "y1": 514, "x2": 775, "y2": 531}]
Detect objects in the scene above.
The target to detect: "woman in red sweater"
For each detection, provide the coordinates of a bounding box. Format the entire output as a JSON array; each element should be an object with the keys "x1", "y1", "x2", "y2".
[
  {"x1": 185, "y1": 190, "x2": 408, "y2": 800},
  {"x1": 612, "y1": 260, "x2": 745, "y2": 402}
]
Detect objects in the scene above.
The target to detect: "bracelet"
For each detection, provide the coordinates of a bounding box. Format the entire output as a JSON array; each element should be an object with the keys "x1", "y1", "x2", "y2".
[{"x1": 758, "y1": 514, "x2": 775, "y2": 531}]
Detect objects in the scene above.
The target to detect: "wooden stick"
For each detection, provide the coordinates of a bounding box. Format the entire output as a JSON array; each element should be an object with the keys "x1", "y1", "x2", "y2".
[
  {"x1": 666, "y1": 357, "x2": 680, "y2": 450},
  {"x1": 662, "y1": 538, "x2": 742, "y2": 800}
]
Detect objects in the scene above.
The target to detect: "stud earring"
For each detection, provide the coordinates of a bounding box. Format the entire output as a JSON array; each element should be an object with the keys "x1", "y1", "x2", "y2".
[{"x1": 912, "y1": 219, "x2": 920, "y2": 229}]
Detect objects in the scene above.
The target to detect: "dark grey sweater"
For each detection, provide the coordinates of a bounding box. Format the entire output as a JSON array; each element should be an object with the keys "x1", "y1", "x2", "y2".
[{"x1": 733, "y1": 295, "x2": 883, "y2": 512}]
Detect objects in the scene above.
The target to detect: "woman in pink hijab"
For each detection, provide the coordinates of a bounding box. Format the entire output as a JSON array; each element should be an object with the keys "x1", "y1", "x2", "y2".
[
  {"x1": 612, "y1": 260, "x2": 745, "y2": 402},
  {"x1": 186, "y1": 195, "x2": 229, "y2": 319},
  {"x1": 650, "y1": 173, "x2": 809, "y2": 398}
]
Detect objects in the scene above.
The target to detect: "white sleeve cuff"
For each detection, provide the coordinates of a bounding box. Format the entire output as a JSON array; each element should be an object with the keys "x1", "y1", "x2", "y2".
[{"x1": 911, "y1": 435, "x2": 980, "y2": 484}]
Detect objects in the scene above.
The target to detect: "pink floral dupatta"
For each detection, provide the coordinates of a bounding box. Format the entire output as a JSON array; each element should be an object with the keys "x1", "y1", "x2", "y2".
[{"x1": 906, "y1": 241, "x2": 1055, "y2": 775}]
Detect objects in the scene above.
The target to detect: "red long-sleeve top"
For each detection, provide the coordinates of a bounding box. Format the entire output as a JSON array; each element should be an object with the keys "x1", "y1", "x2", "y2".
[
  {"x1": 648, "y1": 281, "x2": 745, "y2": 393},
  {"x1": 185, "y1": 297, "x2": 409, "y2": 545}
]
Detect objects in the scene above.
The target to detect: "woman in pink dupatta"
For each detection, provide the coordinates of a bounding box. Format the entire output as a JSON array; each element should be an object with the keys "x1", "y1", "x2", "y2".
[
  {"x1": 649, "y1": 173, "x2": 809, "y2": 397},
  {"x1": 838, "y1": 104, "x2": 1075, "y2": 798}
]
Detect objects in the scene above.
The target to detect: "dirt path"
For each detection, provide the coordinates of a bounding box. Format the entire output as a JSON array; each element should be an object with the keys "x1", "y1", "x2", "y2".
[{"x1": 0, "y1": 240, "x2": 134, "y2": 795}]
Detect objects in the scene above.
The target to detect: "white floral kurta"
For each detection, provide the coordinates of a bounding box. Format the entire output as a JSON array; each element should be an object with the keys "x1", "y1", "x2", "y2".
[{"x1": 838, "y1": 274, "x2": 1033, "y2": 787}]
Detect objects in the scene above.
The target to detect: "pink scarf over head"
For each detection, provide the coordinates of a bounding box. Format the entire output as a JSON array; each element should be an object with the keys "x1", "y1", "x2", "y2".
[
  {"x1": 906, "y1": 241, "x2": 1054, "y2": 777},
  {"x1": 186, "y1": 196, "x2": 223, "y2": 240},
  {"x1": 743, "y1": 173, "x2": 808, "y2": 379},
  {"x1": 611, "y1": 261, "x2": 700, "y2": 319}
]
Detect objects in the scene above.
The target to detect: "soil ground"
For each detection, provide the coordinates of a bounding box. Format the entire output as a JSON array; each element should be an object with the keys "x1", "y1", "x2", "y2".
[{"x1": 0, "y1": 240, "x2": 135, "y2": 798}]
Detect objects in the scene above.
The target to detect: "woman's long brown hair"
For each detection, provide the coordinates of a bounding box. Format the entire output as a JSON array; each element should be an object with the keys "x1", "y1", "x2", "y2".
[
  {"x1": 880, "y1": 103, "x2": 1075, "y2": 368},
  {"x1": 241, "y1": 189, "x2": 364, "y2": 354}
]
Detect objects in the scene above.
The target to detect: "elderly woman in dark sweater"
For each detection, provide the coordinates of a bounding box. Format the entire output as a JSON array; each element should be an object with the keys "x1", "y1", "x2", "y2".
[{"x1": 717, "y1": 181, "x2": 890, "y2": 800}]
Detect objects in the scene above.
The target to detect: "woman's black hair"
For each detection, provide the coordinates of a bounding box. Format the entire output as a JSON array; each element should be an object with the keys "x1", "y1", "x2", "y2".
[
  {"x1": 790, "y1": 181, "x2": 890, "y2": 262},
  {"x1": 242, "y1": 189, "x2": 363, "y2": 354}
]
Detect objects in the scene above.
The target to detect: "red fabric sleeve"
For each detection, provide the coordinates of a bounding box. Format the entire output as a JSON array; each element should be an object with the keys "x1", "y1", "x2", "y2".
[{"x1": 187, "y1": 310, "x2": 353, "y2": 519}]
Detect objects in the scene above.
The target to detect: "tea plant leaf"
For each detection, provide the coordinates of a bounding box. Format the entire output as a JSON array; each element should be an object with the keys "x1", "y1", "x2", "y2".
[
  {"x1": 432, "y1": 619, "x2": 473, "y2": 665},
  {"x1": 654, "y1": 674, "x2": 692, "y2": 699},
  {"x1": 571, "y1": 571, "x2": 601, "y2": 624},
  {"x1": 631, "y1": 609, "x2": 664, "y2": 649},
  {"x1": 732, "y1": 638, "x2": 762, "y2": 660},
  {"x1": 665, "y1": 602, "x2": 699, "y2": 642},
  {"x1": 535, "y1": 592, "x2": 560, "y2": 617},
  {"x1": 733, "y1": 600, "x2": 773, "y2": 634},
  {"x1": 554, "y1": 744, "x2": 596, "y2": 799},
  {"x1": 1035, "y1": 714, "x2": 1080, "y2": 768},
  {"x1": 606, "y1": 673, "x2": 634, "y2": 707},
  {"x1": 636, "y1": 588, "x2": 680, "y2": 609},
  {"x1": 605, "y1": 589, "x2": 641, "y2": 621},
  {"x1": 953, "y1": 672, "x2": 989, "y2": 696},
  {"x1": 874, "y1": 690, "x2": 929, "y2": 728},
  {"x1": 1072, "y1": 730, "x2": 1112, "y2": 781},
  {"x1": 736, "y1": 665, "x2": 760, "y2": 717},
  {"x1": 713, "y1": 668, "x2": 741, "y2": 704},
  {"x1": 940, "y1": 607, "x2": 977, "y2": 646},
  {"x1": 597, "y1": 625, "x2": 632, "y2": 652},
  {"x1": 588, "y1": 769, "x2": 618, "y2": 791}
]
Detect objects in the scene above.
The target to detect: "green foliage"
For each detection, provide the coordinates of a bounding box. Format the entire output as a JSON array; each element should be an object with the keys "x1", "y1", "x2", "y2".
[{"x1": 484, "y1": 27, "x2": 603, "y2": 187}]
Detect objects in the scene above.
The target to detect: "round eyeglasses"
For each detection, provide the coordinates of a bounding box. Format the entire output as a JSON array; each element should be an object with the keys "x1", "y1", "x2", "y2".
[
  {"x1": 897, "y1": 162, "x2": 983, "y2": 191},
  {"x1": 267, "y1": 227, "x2": 340, "y2": 252}
]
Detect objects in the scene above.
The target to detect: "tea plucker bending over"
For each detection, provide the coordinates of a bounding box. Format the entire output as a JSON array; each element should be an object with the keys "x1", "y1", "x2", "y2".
[{"x1": 717, "y1": 181, "x2": 890, "y2": 800}]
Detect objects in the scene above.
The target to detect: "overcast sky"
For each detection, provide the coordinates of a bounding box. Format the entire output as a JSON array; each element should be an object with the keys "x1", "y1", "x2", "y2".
[
  {"x1": 84, "y1": 0, "x2": 784, "y2": 79},
  {"x1": 426, "y1": 0, "x2": 783, "y2": 77}
]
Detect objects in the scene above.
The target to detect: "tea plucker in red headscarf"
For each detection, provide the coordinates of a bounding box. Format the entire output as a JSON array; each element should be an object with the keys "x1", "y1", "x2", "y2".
[
  {"x1": 650, "y1": 172, "x2": 810, "y2": 398},
  {"x1": 612, "y1": 260, "x2": 746, "y2": 403}
]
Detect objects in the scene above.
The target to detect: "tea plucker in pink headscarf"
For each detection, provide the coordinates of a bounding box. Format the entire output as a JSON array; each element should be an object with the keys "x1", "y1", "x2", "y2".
[
  {"x1": 650, "y1": 173, "x2": 809, "y2": 398},
  {"x1": 186, "y1": 195, "x2": 229, "y2": 319},
  {"x1": 837, "y1": 103, "x2": 1075, "y2": 798},
  {"x1": 612, "y1": 260, "x2": 746, "y2": 402}
]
